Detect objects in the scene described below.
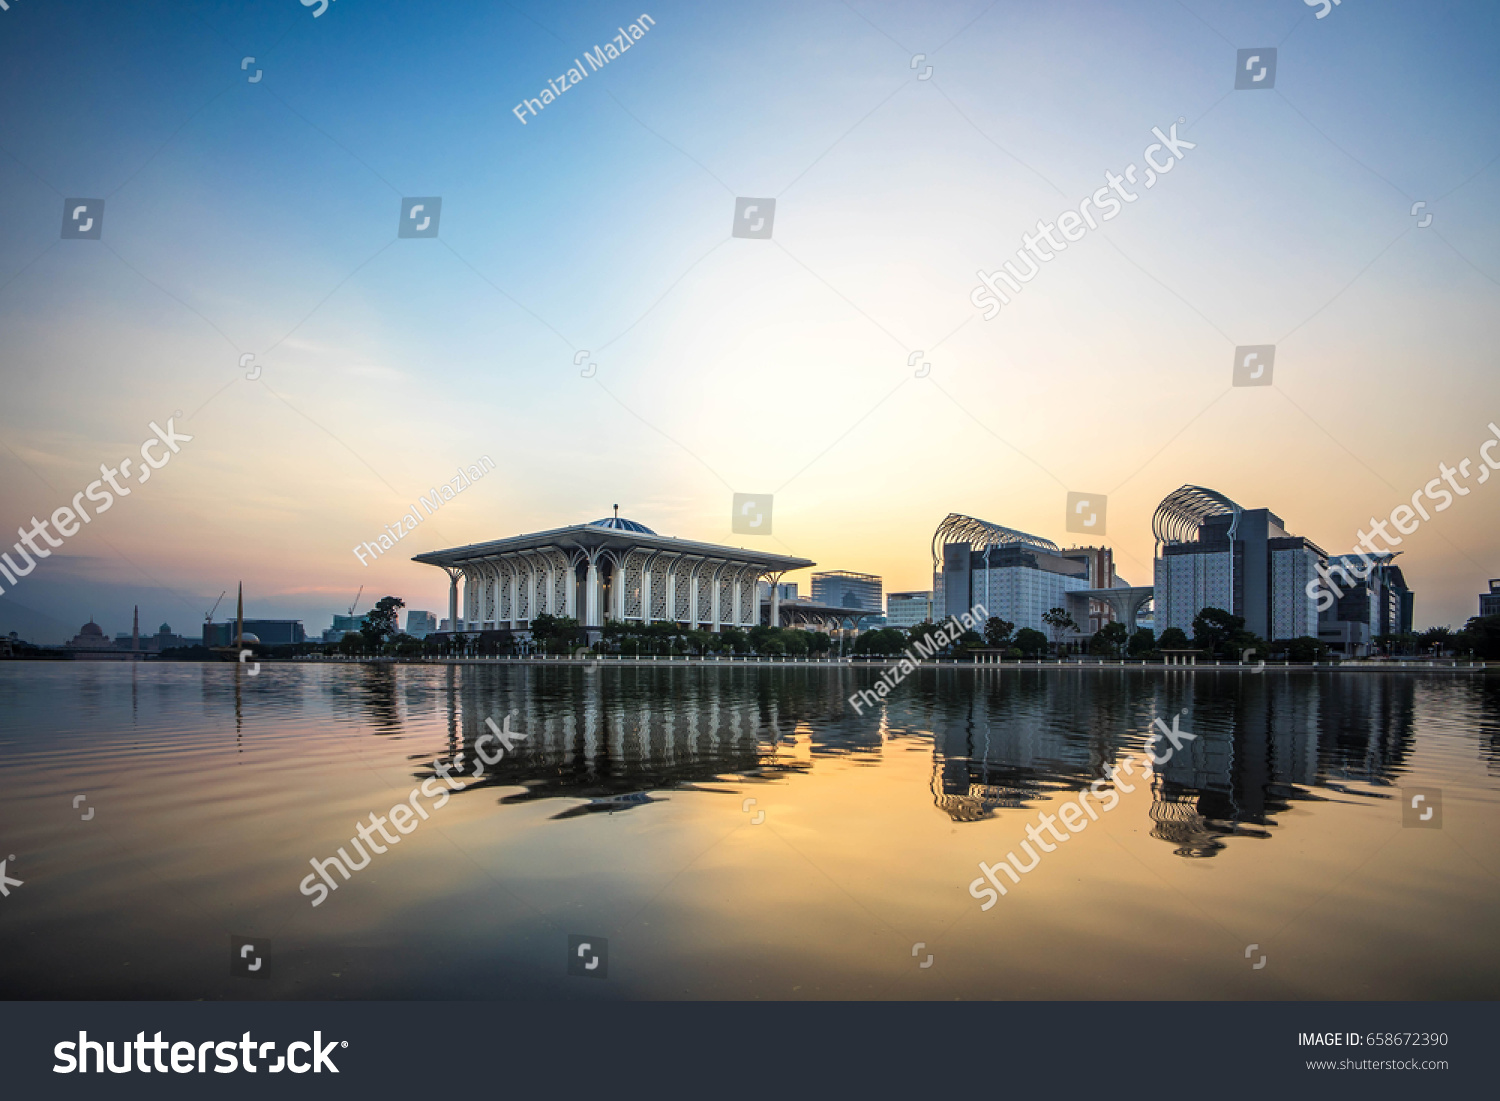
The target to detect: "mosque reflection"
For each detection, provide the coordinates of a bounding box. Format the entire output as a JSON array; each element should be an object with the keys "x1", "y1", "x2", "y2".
[{"x1": 342, "y1": 665, "x2": 1427, "y2": 856}]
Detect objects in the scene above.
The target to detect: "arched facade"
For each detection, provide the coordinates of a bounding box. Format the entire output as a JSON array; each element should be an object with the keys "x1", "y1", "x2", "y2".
[{"x1": 413, "y1": 517, "x2": 813, "y2": 634}]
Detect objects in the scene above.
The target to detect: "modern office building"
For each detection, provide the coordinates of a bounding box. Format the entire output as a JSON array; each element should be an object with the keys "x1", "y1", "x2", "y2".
[
  {"x1": 933, "y1": 514, "x2": 1094, "y2": 634},
  {"x1": 1152, "y1": 486, "x2": 1323, "y2": 641},
  {"x1": 757, "y1": 580, "x2": 799, "y2": 604},
  {"x1": 204, "y1": 619, "x2": 306, "y2": 646},
  {"x1": 1317, "y1": 553, "x2": 1413, "y2": 655},
  {"x1": 322, "y1": 612, "x2": 368, "y2": 643},
  {"x1": 413, "y1": 513, "x2": 813, "y2": 635},
  {"x1": 1481, "y1": 580, "x2": 1500, "y2": 618},
  {"x1": 406, "y1": 611, "x2": 438, "y2": 638},
  {"x1": 810, "y1": 570, "x2": 882, "y2": 612},
  {"x1": 886, "y1": 591, "x2": 932, "y2": 628}
]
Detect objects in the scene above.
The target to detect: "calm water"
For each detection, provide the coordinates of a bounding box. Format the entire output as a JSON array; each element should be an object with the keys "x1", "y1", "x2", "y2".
[{"x1": 1, "y1": 662, "x2": 1497, "y2": 1000}]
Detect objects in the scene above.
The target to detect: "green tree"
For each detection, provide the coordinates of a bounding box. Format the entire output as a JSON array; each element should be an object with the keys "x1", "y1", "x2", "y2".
[
  {"x1": 1158, "y1": 626, "x2": 1190, "y2": 652},
  {"x1": 1190, "y1": 607, "x2": 1245, "y2": 659},
  {"x1": 360, "y1": 595, "x2": 405, "y2": 649},
  {"x1": 1042, "y1": 608, "x2": 1077, "y2": 654},
  {"x1": 1091, "y1": 621, "x2": 1129, "y2": 657},
  {"x1": 1458, "y1": 615, "x2": 1500, "y2": 660},
  {"x1": 983, "y1": 617, "x2": 1015, "y2": 649},
  {"x1": 1418, "y1": 625, "x2": 1454, "y2": 656},
  {"x1": 1127, "y1": 627, "x2": 1156, "y2": 658},
  {"x1": 1014, "y1": 627, "x2": 1049, "y2": 657},
  {"x1": 1283, "y1": 636, "x2": 1329, "y2": 663},
  {"x1": 908, "y1": 620, "x2": 945, "y2": 656}
]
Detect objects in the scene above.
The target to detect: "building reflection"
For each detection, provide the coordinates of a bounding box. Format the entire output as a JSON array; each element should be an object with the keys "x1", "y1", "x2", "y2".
[
  {"x1": 429, "y1": 665, "x2": 812, "y2": 811},
  {"x1": 330, "y1": 664, "x2": 1427, "y2": 854},
  {"x1": 919, "y1": 669, "x2": 1418, "y2": 857}
]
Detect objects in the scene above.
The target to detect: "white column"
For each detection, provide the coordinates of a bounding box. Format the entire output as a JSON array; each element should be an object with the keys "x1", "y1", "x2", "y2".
[
  {"x1": 666, "y1": 563, "x2": 677, "y2": 623},
  {"x1": 769, "y1": 572, "x2": 782, "y2": 629},
  {"x1": 565, "y1": 562, "x2": 577, "y2": 619},
  {"x1": 526, "y1": 559, "x2": 538, "y2": 624},
  {"x1": 508, "y1": 565, "x2": 519, "y2": 629},
  {"x1": 688, "y1": 567, "x2": 700, "y2": 630},
  {"x1": 586, "y1": 555, "x2": 601, "y2": 627},
  {"x1": 612, "y1": 554, "x2": 627, "y2": 621},
  {"x1": 447, "y1": 570, "x2": 459, "y2": 631},
  {"x1": 642, "y1": 566, "x2": 653, "y2": 626},
  {"x1": 463, "y1": 569, "x2": 478, "y2": 629},
  {"x1": 710, "y1": 564, "x2": 722, "y2": 632}
]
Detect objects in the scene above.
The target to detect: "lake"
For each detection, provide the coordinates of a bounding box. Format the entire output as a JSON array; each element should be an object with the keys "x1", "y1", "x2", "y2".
[{"x1": 1, "y1": 662, "x2": 1496, "y2": 1000}]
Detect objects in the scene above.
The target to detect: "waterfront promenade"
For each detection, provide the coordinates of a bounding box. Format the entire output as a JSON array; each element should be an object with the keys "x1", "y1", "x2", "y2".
[{"x1": 289, "y1": 653, "x2": 1491, "y2": 673}]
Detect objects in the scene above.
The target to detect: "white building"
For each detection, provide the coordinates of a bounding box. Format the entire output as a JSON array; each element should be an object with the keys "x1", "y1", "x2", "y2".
[
  {"x1": 1153, "y1": 486, "x2": 1322, "y2": 641},
  {"x1": 933, "y1": 514, "x2": 1093, "y2": 634},
  {"x1": 886, "y1": 591, "x2": 932, "y2": 628},
  {"x1": 413, "y1": 513, "x2": 813, "y2": 635}
]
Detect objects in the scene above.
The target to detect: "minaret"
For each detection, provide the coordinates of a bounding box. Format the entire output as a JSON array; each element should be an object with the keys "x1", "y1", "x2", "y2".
[
  {"x1": 132, "y1": 606, "x2": 139, "y2": 651},
  {"x1": 235, "y1": 583, "x2": 244, "y2": 648}
]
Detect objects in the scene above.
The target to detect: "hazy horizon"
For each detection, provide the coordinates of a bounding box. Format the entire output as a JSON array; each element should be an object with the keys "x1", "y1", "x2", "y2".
[{"x1": 3, "y1": 0, "x2": 1498, "y2": 643}]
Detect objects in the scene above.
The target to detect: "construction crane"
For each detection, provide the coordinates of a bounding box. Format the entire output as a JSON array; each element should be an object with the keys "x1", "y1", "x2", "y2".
[
  {"x1": 348, "y1": 586, "x2": 363, "y2": 617},
  {"x1": 205, "y1": 590, "x2": 226, "y2": 623}
]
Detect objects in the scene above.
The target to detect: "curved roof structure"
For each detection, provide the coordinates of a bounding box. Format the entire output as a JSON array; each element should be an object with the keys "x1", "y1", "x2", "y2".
[
  {"x1": 1151, "y1": 485, "x2": 1243, "y2": 545},
  {"x1": 588, "y1": 516, "x2": 656, "y2": 534},
  {"x1": 931, "y1": 512, "x2": 1059, "y2": 570}
]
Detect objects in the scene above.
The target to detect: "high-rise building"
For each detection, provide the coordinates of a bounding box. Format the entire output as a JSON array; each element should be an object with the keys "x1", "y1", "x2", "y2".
[
  {"x1": 934, "y1": 514, "x2": 1093, "y2": 634},
  {"x1": 886, "y1": 591, "x2": 932, "y2": 628},
  {"x1": 1317, "y1": 553, "x2": 1413, "y2": 655},
  {"x1": 810, "y1": 571, "x2": 882, "y2": 613},
  {"x1": 1152, "y1": 486, "x2": 1323, "y2": 641},
  {"x1": 406, "y1": 610, "x2": 438, "y2": 638},
  {"x1": 1481, "y1": 580, "x2": 1500, "y2": 618},
  {"x1": 322, "y1": 612, "x2": 368, "y2": 643}
]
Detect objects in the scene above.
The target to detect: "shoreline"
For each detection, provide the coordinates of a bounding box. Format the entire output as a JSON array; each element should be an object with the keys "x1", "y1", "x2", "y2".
[{"x1": 10, "y1": 655, "x2": 1483, "y2": 673}]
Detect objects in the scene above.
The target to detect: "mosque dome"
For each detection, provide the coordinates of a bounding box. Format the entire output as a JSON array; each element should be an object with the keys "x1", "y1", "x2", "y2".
[{"x1": 588, "y1": 516, "x2": 656, "y2": 535}]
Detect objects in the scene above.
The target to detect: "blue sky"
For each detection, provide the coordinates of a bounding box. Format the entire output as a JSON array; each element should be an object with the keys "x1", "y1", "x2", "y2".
[{"x1": 1, "y1": 0, "x2": 1497, "y2": 640}]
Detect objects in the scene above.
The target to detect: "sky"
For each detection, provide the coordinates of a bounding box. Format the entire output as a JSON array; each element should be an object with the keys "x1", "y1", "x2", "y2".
[{"x1": 1, "y1": 0, "x2": 1497, "y2": 643}]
